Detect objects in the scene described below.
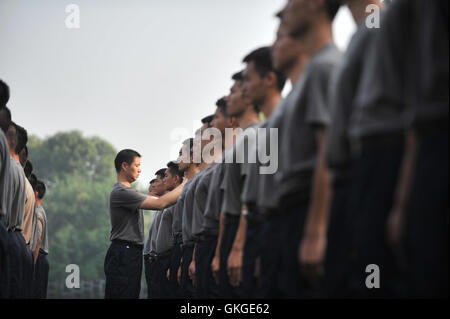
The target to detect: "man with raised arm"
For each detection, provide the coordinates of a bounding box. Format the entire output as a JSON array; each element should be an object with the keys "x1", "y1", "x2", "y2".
[{"x1": 104, "y1": 149, "x2": 184, "y2": 299}]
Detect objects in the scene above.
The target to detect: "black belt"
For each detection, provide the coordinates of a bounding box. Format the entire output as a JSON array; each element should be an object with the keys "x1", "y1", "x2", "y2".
[
  {"x1": 182, "y1": 242, "x2": 194, "y2": 249},
  {"x1": 144, "y1": 253, "x2": 157, "y2": 262},
  {"x1": 224, "y1": 213, "x2": 240, "y2": 224},
  {"x1": 246, "y1": 212, "x2": 266, "y2": 224},
  {"x1": 197, "y1": 233, "x2": 218, "y2": 242},
  {"x1": 156, "y1": 249, "x2": 172, "y2": 259},
  {"x1": 39, "y1": 249, "x2": 48, "y2": 256},
  {"x1": 112, "y1": 239, "x2": 143, "y2": 249},
  {"x1": 359, "y1": 132, "x2": 405, "y2": 153}
]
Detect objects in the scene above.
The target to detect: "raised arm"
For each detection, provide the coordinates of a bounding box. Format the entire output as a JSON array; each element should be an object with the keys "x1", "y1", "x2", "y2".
[{"x1": 141, "y1": 181, "x2": 186, "y2": 211}]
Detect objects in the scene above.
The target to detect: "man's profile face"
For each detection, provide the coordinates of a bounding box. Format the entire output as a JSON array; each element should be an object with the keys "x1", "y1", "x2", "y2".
[
  {"x1": 243, "y1": 61, "x2": 266, "y2": 106},
  {"x1": 153, "y1": 175, "x2": 166, "y2": 196},
  {"x1": 226, "y1": 81, "x2": 250, "y2": 117},
  {"x1": 148, "y1": 182, "x2": 154, "y2": 194},
  {"x1": 272, "y1": 22, "x2": 303, "y2": 72},
  {"x1": 164, "y1": 169, "x2": 178, "y2": 191},
  {"x1": 123, "y1": 156, "x2": 141, "y2": 183},
  {"x1": 211, "y1": 107, "x2": 228, "y2": 136},
  {"x1": 177, "y1": 145, "x2": 191, "y2": 172}
]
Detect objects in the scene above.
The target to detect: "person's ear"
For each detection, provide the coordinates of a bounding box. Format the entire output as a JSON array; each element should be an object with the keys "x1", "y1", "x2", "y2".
[
  {"x1": 265, "y1": 72, "x2": 277, "y2": 89},
  {"x1": 121, "y1": 162, "x2": 128, "y2": 172}
]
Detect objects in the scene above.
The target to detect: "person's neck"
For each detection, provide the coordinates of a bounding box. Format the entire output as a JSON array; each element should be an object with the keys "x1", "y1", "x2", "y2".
[
  {"x1": 259, "y1": 92, "x2": 282, "y2": 119},
  {"x1": 236, "y1": 106, "x2": 260, "y2": 129},
  {"x1": 287, "y1": 54, "x2": 310, "y2": 85},
  {"x1": 9, "y1": 151, "x2": 19, "y2": 163},
  {"x1": 184, "y1": 164, "x2": 200, "y2": 180},
  {"x1": 348, "y1": 0, "x2": 383, "y2": 25},
  {"x1": 301, "y1": 19, "x2": 333, "y2": 59},
  {"x1": 199, "y1": 161, "x2": 209, "y2": 171},
  {"x1": 117, "y1": 174, "x2": 132, "y2": 188},
  {"x1": 35, "y1": 199, "x2": 43, "y2": 207}
]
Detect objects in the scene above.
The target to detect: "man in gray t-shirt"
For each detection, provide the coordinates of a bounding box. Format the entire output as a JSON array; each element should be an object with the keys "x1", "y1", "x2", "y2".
[
  {"x1": 105, "y1": 149, "x2": 185, "y2": 299},
  {"x1": 323, "y1": 1, "x2": 382, "y2": 298},
  {"x1": 31, "y1": 180, "x2": 49, "y2": 299},
  {"x1": 0, "y1": 114, "x2": 11, "y2": 298},
  {"x1": 256, "y1": 0, "x2": 343, "y2": 298},
  {"x1": 5, "y1": 124, "x2": 28, "y2": 299}
]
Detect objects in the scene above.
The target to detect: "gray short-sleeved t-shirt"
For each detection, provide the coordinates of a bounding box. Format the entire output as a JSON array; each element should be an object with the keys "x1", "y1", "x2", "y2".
[
  {"x1": 221, "y1": 124, "x2": 259, "y2": 216},
  {"x1": 326, "y1": 24, "x2": 378, "y2": 175},
  {"x1": 182, "y1": 172, "x2": 203, "y2": 245},
  {"x1": 241, "y1": 121, "x2": 272, "y2": 208},
  {"x1": 192, "y1": 165, "x2": 215, "y2": 238},
  {"x1": 143, "y1": 210, "x2": 159, "y2": 255},
  {"x1": 0, "y1": 131, "x2": 10, "y2": 220},
  {"x1": 202, "y1": 162, "x2": 225, "y2": 235},
  {"x1": 256, "y1": 100, "x2": 290, "y2": 213},
  {"x1": 31, "y1": 206, "x2": 48, "y2": 254},
  {"x1": 277, "y1": 44, "x2": 343, "y2": 200},
  {"x1": 109, "y1": 182, "x2": 147, "y2": 245},
  {"x1": 150, "y1": 210, "x2": 164, "y2": 253},
  {"x1": 349, "y1": 5, "x2": 409, "y2": 141},
  {"x1": 407, "y1": 1, "x2": 449, "y2": 126},
  {"x1": 172, "y1": 180, "x2": 193, "y2": 238},
  {"x1": 7, "y1": 158, "x2": 26, "y2": 230},
  {"x1": 155, "y1": 205, "x2": 175, "y2": 254}
]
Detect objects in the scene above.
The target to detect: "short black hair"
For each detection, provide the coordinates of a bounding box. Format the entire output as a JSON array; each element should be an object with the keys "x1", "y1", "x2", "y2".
[
  {"x1": 232, "y1": 71, "x2": 244, "y2": 82},
  {"x1": 114, "y1": 149, "x2": 141, "y2": 173},
  {"x1": 28, "y1": 173, "x2": 37, "y2": 190},
  {"x1": 243, "y1": 46, "x2": 287, "y2": 92},
  {"x1": 201, "y1": 114, "x2": 214, "y2": 126},
  {"x1": 167, "y1": 161, "x2": 184, "y2": 182},
  {"x1": 19, "y1": 145, "x2": 28, "y2": 167},
  {"x1": 0, "y1": 106, "x2": 11, "y2": 134},
  {"x1": 216, "y1": 97, "x2": 228, "y2": 117},
  {"x1": 325, "y1": 0, "x2": 342, "y2": 21},
  {"x1": 24, "y1": 160, "x2": 33, "y2": 178},
  {"x1": 275, "y1": 9, "x2": 284, "y2": 20},
  {"x1": 155, "y1": 168, "x2": 166, "y2": 180},
  {"x1": 149, "y1": 178, "x2": 157, "y2": 185},
  {"x1": 0, "y1": 79, "x2": 9, "y2": 106},
  {"x1": 35, "y1": 180, "x2": 46, "y2": 200},
  {"x1": 14, "y1": 123, "x2": 28, "y2": 155}
]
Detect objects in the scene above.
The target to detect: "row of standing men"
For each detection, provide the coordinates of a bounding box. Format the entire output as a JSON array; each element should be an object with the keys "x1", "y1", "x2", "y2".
[
  {"x1": 0, "y1": 80, "x2": 50, "y2": 299},
  {"x1": 105, "y1": 0, "x2": 448, "y2": 299}
]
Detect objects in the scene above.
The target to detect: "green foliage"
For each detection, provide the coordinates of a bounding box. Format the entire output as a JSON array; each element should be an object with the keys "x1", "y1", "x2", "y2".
[{"x1": 28, "y1": 131, "x2": 118, "y2": 285}]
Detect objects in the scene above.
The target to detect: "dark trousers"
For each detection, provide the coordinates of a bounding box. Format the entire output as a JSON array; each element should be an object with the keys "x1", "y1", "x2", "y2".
[
  {"x1": 324, "y1": 181, "x2": 353, "y2": 298},
  {"x1": 23, "y1": 246, "x2": 33, "y2": 299},
  {"x1": 219, "y1": 218, "x2": 243, "y2": 299},
  {"x1": 144, "y1": 256, "x2": 155, "y2": 299},
  {"x1": 241, "y1": 216, "x2": 265, "y2": 299},
  {"x1": 104, "y1": 241, "x2": 143, "y2": 299},
  {"x1": 8, "y1": 231, "x2": 28, "y2": 299},
  {"x1": 32, "y1": 252, "x2": 49, "y2": 299},
  {"x1": 168, "y1": 242, "x2": 183, "y2": 299},
  {"x1": 349, "y1": 138, "x2": 404, "y2": 298},
  {"x1": 195, "y1": 235, "x2": 219, "y2": 299},
  {"x1": 404, "y1": 127, "x2": 448, "y2": 298},
  {"x1": 180, "y1": 244, "x2": 195, "y2": 299},
  {"x1": 153, "y1": 254, "x2": 171, "y2": 299},
  {"x1": 0, "y1": 220, "x2": 9, "y2": 298},
  {"x1": 259, "y1": 201, "x2": 309, "y2": 299}
]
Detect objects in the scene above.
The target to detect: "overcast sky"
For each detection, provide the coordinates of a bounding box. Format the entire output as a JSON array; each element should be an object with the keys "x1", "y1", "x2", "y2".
[{"x1": 0, "y1": 0, "x2": 356, "y2": 187}]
